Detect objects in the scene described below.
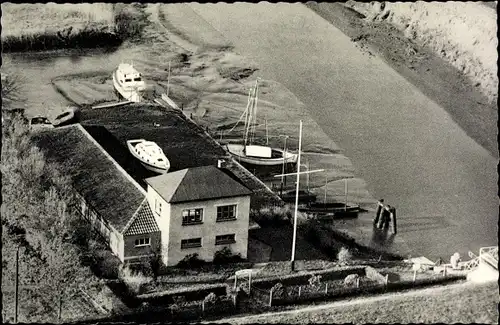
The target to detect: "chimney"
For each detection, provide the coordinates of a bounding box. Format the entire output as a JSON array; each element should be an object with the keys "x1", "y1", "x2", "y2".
[{"x1": 217, "y1": 159, "x2": 225, "y2": 168}]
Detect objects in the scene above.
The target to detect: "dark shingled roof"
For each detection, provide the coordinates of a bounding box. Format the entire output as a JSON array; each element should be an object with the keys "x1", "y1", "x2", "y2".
[
  {"x1": 123, "y1": 199, "x2": 160, "y2": 236},
  {"x1": 145, "y1": 165, "x2": 252, "y2": 203},
  {"x1": 31, "y1": 124, "x2": 146, "y2": 233}
]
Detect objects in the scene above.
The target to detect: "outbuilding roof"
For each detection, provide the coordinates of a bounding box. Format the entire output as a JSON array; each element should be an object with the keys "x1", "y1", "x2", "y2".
[
  {"x1": 31, "y1": 124, "x2": 147, "y2": 233},
  {"x1": 145, "y1": 165, "x2": 252, "y2": 204}
]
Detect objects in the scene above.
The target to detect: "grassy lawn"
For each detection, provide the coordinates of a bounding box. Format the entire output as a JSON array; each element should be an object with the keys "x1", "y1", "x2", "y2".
[
  {"x1": 1, "y1": 3, "x2": 114, "y2": 37},
  {"x1": 227, "y1": 281, "x2": 499, "y2": 324}
]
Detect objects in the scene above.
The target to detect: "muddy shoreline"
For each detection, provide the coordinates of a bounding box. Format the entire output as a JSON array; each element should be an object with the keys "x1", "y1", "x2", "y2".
[{"x1": 306, "y1": 2, "x2": 498, "y2": 158}]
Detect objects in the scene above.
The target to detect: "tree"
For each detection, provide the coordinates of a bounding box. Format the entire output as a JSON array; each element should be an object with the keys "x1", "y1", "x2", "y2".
[{"x1": 1, "y1": 102, "x2": 98, "y2": 322}]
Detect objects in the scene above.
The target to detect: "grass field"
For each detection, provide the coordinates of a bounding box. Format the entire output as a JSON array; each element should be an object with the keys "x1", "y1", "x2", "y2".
[
  {"x1": 225, "y1": 281, "x2": 498, "y2": 324},
  {"x1": 1, "y1": 3, "x2": 114, "y2": 37}
]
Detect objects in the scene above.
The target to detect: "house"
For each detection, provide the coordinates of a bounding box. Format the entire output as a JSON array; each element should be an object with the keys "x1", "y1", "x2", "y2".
[
  {"x1": 32, "y1": 124, "x2": 253, "y2": 265},
  {"x1": 145, "y1": 165, "x2": 252, "y2": 265}
]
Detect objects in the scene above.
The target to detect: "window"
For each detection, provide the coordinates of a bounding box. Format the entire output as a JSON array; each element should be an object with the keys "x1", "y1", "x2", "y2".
[
  {"x1": 182, "y1": 208, "x2": 203, "y2": 225},
  {"x1": 134, "y1": 77, "x2": 142, "y2": 81},
  {"x1": 215, "y1": 234, "x2": 236, "y2": 245},
  {"x1": 216, "y1": 205, "x2": 237, "y2": 222},
  {"x1": 125, "y1": 78, "x2": 132, "y2": 82},
  {"x1": 155, "y1": 198, "x2": 162, "y2": 216},
  {"x1": 181, "y1": 238, "x2": 202, "y2": 249},
  {"x1": 134, "y1": 237, "x2": 151, "y2": 247}
]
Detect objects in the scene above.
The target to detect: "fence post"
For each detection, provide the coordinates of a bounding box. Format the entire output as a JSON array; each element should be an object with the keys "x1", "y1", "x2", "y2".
[
  {"x1": 413, "y1": 269, "x2": 417, "y2": 283},
  {"x1": 269, "y1": 288, "x2": 273, "y2": 307},
  {"x1": 201, "y1": 300, "x2": 205, "y2": 314},
  {"x1": 298, "y1": 286, "x2": 301, "y2": 297},
  {"x1": 234, "y1": 274, "x2": 237, "y2": 291},
  {"x1": 233, "y1": 293, "x2": 237, "y2": 307},
  {"x1": 385, "y1": 274, "x2": 389, "y2": 287},
  {"x1": 325, "y1": 283, "x2": 328, "y2": 294},
  {"x1": 443, "y1": 266, "x2": 447, "y2": 277},
  {"x1": 249, "y1": 272, "x2": 252, "y2": 295},
  {"x1": 356, "y1": 278, "x2": 360, "y2": 288}
]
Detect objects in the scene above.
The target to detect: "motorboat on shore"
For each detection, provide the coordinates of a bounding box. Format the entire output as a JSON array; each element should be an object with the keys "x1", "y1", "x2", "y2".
[
  {"x1": 224, "y1": 78, "x2": 298, "y2": 166},
  {"x1": 52, "y1": 107, "x2": 77, "y2": 127},
  {"x1": 112, "y1": 63, "x2": 146, "y2": 103},
  {"x1": 127, "y1": 139, "x2": 170, "y2": 174}
]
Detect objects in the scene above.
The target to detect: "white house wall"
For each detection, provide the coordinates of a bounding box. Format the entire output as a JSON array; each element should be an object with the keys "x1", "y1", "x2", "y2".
[
  {"x1": 147, "y1": 186, "x2": 172, "y2": 266},
  {"x1": 167, "y1": 195, "x2": 250, "y2": 266}
]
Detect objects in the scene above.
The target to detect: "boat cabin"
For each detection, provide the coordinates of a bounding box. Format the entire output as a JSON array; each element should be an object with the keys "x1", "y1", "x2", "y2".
[{"x1": 117, "y1": 64, "x2": 145, "y2": 86}]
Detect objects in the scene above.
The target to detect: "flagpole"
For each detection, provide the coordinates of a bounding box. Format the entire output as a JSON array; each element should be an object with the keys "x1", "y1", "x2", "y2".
[
  {"x1": 166, "y1": 61, "x2": 171, "y2": 97},
  {"x1": 291, "y1": 120, "x2": 302, "y2": 270}
]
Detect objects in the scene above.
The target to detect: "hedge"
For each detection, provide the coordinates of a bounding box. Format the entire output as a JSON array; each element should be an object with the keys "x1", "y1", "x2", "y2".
[
  {"x1": 253, "y1": 266, "x2": 367, "y2": 289},
  {"x1": 269, "y1": 274, "x2": 466, "y2": 306},
  {"x1": 136, "y1": 283, "x2": 228, "y2": 305}
]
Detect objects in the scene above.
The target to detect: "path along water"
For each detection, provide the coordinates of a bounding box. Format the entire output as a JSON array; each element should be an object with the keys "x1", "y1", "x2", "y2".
[{"x1": 181, "y1": 3, "x2": 498, "y2": 260}]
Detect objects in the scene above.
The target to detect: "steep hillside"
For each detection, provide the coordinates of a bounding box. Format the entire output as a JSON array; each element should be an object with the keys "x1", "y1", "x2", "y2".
[{"x1": 345, "y1": 1, "x2": 498, "y2": 103}]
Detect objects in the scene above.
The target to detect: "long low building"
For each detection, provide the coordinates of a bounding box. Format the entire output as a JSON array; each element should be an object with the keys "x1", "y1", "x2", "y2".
[{"x1": 32, "y1": 124, "x2": 254, "y2": 265}]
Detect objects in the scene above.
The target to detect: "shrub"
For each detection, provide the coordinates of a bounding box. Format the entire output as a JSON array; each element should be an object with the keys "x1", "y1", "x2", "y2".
[
  {"x1": 344, "y1": 273, "x2": 359, "y2": 286},
  {"x1": 213, "y1": 247, "x2": 243, "y2": 264},
  {"x1": 271, "y1": 282, "x2": 287, "y2": 299},
  {"x1": 203, "y1": 292, "x2": 218, "y2": 305},
  {"x1": 250, "y1": 204, "x2": 292, "y2": 226},
  {"x1": 119, "y1": 265, "x2": 152, "y2": 294},
  {"x1": 177, "y1": 253, "x2": 205, "y2": 269},
  {"x1": 337, "y1": 247, "x2": 353, "y2": 264},
  {"x1": 113, "y1": 4, "x2": 150, "y2": 41},
  {"x1": 308, "y1": 274, "x2": 322, "y2": 288}
]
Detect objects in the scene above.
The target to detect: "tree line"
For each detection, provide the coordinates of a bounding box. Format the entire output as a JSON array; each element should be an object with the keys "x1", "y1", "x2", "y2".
[{"x1": 2, "y1": 73, "x2": 100, "y2": 323}]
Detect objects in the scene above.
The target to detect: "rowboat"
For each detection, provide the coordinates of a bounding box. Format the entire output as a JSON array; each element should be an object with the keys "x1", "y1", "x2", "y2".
[
  {"x1": 52, "y1": 107, "x2": 77, "y2": 127},
  {"x1": 127, "y1": 139, "x2": 170, "y2": 174}
]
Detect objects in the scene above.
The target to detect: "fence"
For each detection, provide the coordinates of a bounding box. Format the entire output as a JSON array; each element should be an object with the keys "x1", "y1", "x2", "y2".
[
  {"x1": 262, "y1": 273, "x2": 466, "y2": 306},
  {"x1": 252, "y1": 266, "x2": 367, "y2": 289},
  {"x1": 169, "y1": 296, "x2": 235, "y2": 321}
]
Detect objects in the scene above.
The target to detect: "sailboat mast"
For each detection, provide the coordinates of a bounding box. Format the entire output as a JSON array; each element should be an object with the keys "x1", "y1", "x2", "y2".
[
  {"x1": 243, "y1": 88, "x2": 253, "y2": 147},
  {"x1": 345, "y1": 178, "x2": 348, "y2": 211},
  {"x1": 166, "y1": 61, "x2": 171, "y2": 97},
  {"x1": 251, "y1": 79, "x2": 259, "y2": 144}
]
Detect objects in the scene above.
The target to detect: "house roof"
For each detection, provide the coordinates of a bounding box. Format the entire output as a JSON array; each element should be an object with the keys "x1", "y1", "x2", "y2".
[
  {"x1": 123, "y1": 198, "x2": 160, "y2": 236},
  {"x1": 145, "y1": 165, "x2": 252, "y2": 203},
  {"x1": 31, "y1": 124, "x2": 146, "y2": 233}
]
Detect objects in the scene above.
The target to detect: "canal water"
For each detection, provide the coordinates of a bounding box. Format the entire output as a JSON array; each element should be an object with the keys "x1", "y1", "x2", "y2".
[
  {"x1": 4, "y1": 3, "x2": 498, "y2": 260},
  {"x1": 179, "y1": 3, "x2": 499, "y2": 260}
]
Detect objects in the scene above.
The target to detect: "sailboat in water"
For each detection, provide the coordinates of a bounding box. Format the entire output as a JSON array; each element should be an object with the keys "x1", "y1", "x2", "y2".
[{"x1": 225, "y1": 79, "x2": 298, "y2": 166}]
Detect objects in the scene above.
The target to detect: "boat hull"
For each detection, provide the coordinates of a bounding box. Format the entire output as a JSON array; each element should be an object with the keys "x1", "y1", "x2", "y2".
[
  {"x1": 113, "y1": 71, "x2": 144, "y2": 103},
  {"x1": 52, "y1": 109, "x2": 76, "y2": 127},
  {"x1": 127, "y1": 140, "x2": 169, "y2": 174},
  {"x1": 226, "y1": 144, "x2": 298, "y2": 166},
  {"x1": 298, "y1": 202, "x2": 361, "y2": 219}
]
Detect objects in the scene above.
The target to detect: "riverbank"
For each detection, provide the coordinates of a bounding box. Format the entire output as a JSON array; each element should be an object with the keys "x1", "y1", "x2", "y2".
[
  {"x1": 306, "y1": 2, "x2": 498, "y2": 159},
  {"x1": 1, "y1": 3, "x2": 149, "y2": 52},
  {"x1": 344, "y1": 1, "x2": 498, "y2": 104}
]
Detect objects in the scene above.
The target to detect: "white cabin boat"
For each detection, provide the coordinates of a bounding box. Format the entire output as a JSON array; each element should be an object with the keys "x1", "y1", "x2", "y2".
[
  {"x1": 112, "y1": 63, "x2": 146, "y2": 103},
  {"x1": 127, "y1": 139, "x2": 170, "y2": 174}
]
